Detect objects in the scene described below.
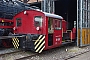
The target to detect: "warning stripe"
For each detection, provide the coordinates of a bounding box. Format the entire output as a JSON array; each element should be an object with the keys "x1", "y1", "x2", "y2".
[
  {"x1": 39, "y1": 46, "x2": 45, "y2": 53},
  {"x1": 34, "y1": 35, "x2": 42, "y2": 45},
  {"x1": 35, "y1": 41, "x2": 45, "y2": 52},
  {"x1": 35, "y1": 36, "x2": 45, "y2": 49},
  {"x1": 34, "y1": 35, "x2": 45, "y2": 53},
  {"x1": 12, "y1": 37, "x2": 19, "y2": 49}
]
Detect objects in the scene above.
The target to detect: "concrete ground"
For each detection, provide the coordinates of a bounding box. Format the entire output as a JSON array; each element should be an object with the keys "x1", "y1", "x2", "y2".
[{"x1": 68, "y1": 51, "x2": 90, "y2": 60}]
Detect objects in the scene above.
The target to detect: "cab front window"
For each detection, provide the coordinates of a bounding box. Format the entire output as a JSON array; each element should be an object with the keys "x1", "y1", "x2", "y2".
[{"x1": 34, "y1": 16, "x2": 42, "y2": 27}]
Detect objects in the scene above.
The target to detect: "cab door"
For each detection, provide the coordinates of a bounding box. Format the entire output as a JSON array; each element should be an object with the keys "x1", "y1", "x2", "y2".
[
  {"x1": 48, "y1": 18, "x2": 62, "y2": 47},
  {"x1": 53, "y1": 19, "x2": 62, "y2": 46},
  {"x1": 48, "y1": 17, "x2": 54, "y2": 46}
]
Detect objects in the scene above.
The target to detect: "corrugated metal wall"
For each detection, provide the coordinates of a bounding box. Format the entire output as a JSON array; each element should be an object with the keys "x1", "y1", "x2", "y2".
[{"x1": 78, "y1": 0, "x2": 90, "y2": 47}]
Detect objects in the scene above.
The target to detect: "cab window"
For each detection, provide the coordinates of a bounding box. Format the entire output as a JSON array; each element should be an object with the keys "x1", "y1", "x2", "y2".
[
  {"x1": 48, "y1": 18, "x2": 54, "y2": 33},
  {"x1": 34, "y1": 16, "x2": 42, "y2": 27},
  {"x1": 54, "y1": 19, "x2": 61, "y2": 30},
  {"x1": 16, "y1": 18, "x2": 22, "y2": 27}
]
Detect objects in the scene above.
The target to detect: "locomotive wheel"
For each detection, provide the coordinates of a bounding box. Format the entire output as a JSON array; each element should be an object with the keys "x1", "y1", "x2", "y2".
[{"x1": 2, "y1": 39, "x2": 13, "y2": 48}]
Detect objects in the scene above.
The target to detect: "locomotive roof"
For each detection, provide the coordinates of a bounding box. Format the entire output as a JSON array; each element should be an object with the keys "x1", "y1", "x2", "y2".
[{"x1": 43, "y1": 12, "x2": 63, "y2": 19}]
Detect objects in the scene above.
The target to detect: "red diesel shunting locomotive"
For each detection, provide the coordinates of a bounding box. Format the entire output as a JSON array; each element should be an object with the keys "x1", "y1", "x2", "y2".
[
  {"x1": 0, "y1": 1, "x2": 76, "y2": 53},
  {"x1": 11, "y1": 9, "x2": 76, "y2": 53}
]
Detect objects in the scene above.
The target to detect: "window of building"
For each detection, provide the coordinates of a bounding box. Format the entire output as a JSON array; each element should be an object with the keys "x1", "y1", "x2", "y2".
[{"x1": 34, "y1": 16, "x2": 42, "y2": 27}]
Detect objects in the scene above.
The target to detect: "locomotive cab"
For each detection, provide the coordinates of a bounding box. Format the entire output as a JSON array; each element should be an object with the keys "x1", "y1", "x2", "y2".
[{"x1": 45, "y1": 15, "x2": 63, "y2": 50}]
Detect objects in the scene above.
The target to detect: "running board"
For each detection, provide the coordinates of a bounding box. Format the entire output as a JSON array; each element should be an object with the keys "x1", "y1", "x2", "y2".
[
  {"x1": 62, "y1": 41, "x2": 74, "y2": 45},
  {"x1": 0, "y1": 35, "x2": 25, "y2": 39}
]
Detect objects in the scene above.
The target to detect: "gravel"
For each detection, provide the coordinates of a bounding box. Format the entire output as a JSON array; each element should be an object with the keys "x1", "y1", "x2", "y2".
[
  {"x1": 0, "y1": 51, "x2": 35, "y2": 60},
  {"x1": 0, "y1": 44, "x2": 90, "y2": 60},
  {"x1": 0, "y1": 48, "x2": 35, "y2": 60},
  {"x1": 25, "y1": 45, "x2": 90, "y2": 60},
  {"x1": 0, "y1": 48, "x2": 19, "y2": 54}
]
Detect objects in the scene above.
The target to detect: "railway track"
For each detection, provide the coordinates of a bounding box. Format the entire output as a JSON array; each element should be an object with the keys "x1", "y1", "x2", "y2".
[
  {"x1": 64, "y1": 49, "x2": 90, "y2": 60},
  {"x1": 0, "y1": 45, "x2": 90, "y2": 60},
  {"x1": 0, "y1": 48, "x2": 38, "y2": 60},
  {"x1": 14, "y1": 49, "x2": 90, "y2": 60},
  {"x1": 16, "y1": 46, "x2": 90, "y2": 60},
  {"x1": 0, "y1": 50, "x2": 22, "y2": 57},
  {"x1": 16, "y1": 53, "x2": 39, "y2": 60},
  {"x1": 0, "y1": 50, "x2": 39, "y2": 60}
]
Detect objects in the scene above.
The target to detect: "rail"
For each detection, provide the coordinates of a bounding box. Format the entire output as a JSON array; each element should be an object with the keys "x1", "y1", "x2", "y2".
[
  {"x1": 16, "y1": 53, "x2": 39, "y2": 60},
  {"x1": 0, "y1": 50, "x2": 22, "y2": 57}
]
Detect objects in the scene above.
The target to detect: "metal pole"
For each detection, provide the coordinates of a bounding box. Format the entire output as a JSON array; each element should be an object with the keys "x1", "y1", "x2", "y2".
[
  {"x1": 80, "y1": 0, "x2": 83, "y2": 47},
  {"x1": 49, "y1": 0, "x2": 50, "y2": 13},
  {"x1": 53, "y1": 0, "x2": 55, "y2": 13},
  {"x1": 41, "y1": 0, "x2": 43, "y2": 11},
  {"x1": 44, "y1": 0, "x2": 46, "y2": 12},
  {"x1": 77, "y1": 0, "x2": 79, "y2": 46}
]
